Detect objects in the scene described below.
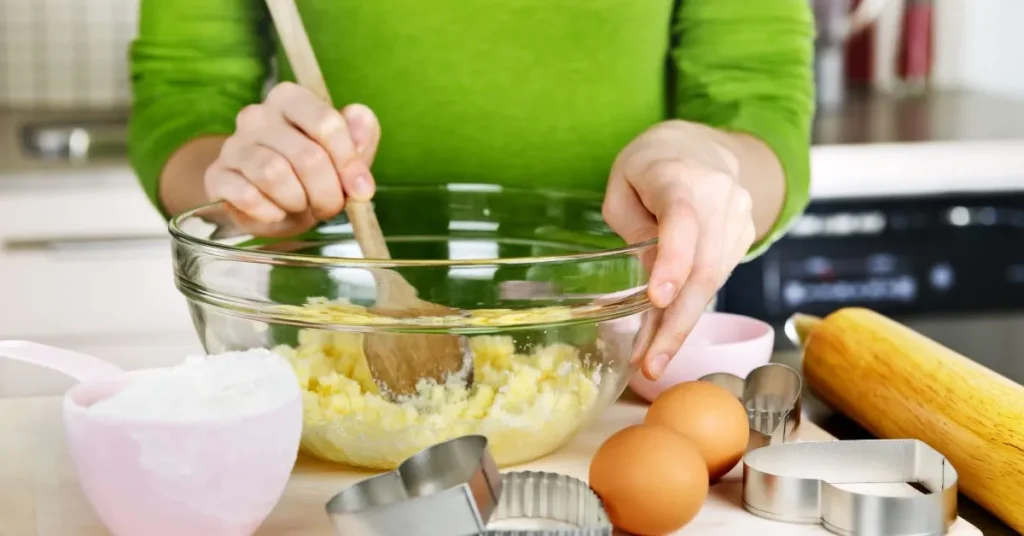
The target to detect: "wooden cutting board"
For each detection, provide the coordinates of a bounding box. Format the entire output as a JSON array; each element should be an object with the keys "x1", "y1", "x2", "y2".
[{"x1": 0, "y1": 395, "x2": 981, "y2": 536}]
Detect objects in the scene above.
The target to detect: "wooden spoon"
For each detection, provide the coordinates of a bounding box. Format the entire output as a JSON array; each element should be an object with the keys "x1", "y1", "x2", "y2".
[{"x1": 264, "y1": 0, "x2": 472, "y2": 398}]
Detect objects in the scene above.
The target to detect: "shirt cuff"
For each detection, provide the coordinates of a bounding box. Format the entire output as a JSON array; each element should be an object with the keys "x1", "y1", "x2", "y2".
[
  {"x1": 129, "y1": 104, "x2": 237, "y2": 220},
  {"x1": 718, "y1": 107, "x2": 812, "y2": 261}
]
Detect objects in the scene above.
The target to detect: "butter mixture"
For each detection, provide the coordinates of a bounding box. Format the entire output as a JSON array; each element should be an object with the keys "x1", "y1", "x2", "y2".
[
  {"x1": 277, "y1": 297, "x2": 589, "y2": 327},
  {"x1": 274, "y1": 329, "x2": 601, "y2": 469}
]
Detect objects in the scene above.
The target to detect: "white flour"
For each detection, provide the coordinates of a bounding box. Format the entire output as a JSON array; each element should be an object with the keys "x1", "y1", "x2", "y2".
[{"x1": 88, "y1": 349, "x2": 299, "y2": 422}]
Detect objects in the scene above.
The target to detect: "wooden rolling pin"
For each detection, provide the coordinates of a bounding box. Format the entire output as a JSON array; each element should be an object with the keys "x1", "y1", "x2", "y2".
[{"x1": 791, "y1": 308, "x2": 1024, "y2": 533}]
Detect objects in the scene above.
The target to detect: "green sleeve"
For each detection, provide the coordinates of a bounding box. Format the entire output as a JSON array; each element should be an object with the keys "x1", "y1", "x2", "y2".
[
  {"x1": 128, "y1": 0, "x2": 273, "y2": 217},
  {"x1": 671, "y1": 0, "x2": 816, "y2": 259}
]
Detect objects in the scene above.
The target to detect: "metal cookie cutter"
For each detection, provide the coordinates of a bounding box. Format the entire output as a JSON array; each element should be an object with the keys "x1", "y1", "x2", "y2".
[
  {"x1": 326, "y1": 436, "x2": 612, "y2": 536},
  {"x1": 743, "y1": 439, "x2": 959, "y2": 536},
  {"x1": 326, "y1": 435, "x2": 502, "y2": 536},
  {"x1": 700, "y1": 363, "x2": 803, "y2": 450},
  {"x1": 484, "y1": 471, "x2": 612, "y2": 536}
]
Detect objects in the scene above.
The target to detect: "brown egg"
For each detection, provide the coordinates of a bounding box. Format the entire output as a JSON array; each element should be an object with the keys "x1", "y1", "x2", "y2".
[
  {"x1": 645, "y1": 380, "x2": 750, "y2": 482},
  {"x1": 589, "y1": 424, "x2": 709, "y2": 536}
]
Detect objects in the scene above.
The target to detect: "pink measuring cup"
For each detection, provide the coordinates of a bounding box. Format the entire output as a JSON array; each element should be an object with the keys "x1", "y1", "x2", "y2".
[{"x1": 0, "y1": 340, "x2": 302, "y2": 536}]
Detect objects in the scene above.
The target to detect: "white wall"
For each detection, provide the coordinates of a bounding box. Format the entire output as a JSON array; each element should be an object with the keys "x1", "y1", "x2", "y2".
[
  {"x1": 0, "y1": 0, "x2": 137, "y2": 109},
  {"x1": 0, "y1": 0, "x2": 1022, "y2": 108},
  {"x1": 932, "y1": 0, "x2": 1024, "y2": 98}
]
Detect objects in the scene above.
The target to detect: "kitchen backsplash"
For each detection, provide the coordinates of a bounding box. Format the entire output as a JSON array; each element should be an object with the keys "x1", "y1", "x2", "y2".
[
  {"x1": 0, "y1": 0, "x2": 137, "y2": 109},
  {"x1": 1, "y1": 0, "x2": 1023, "y2": 110}
]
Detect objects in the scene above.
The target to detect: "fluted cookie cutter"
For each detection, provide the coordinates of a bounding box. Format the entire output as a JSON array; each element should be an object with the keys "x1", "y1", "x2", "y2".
[
  {"x1": 743, "y1": 439, "x2": 959, "y2": 536},
  {"x1": 485, "y1": 471, "x2": 611, "y2": 536},
  {"x1": 700, "y1": 363, "x2": 803, "y2": 450},
  {"x1": 325, "y1": 435, "x2": 612, "y2": 536}
]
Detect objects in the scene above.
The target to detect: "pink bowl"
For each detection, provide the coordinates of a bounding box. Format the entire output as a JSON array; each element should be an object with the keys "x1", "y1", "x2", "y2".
[
  {"x1": 62, "y1": 371, "x2": 302, "y2": 536},
  {"x1": 629, "y1": 312, "x2": 775, "y2": 402}
]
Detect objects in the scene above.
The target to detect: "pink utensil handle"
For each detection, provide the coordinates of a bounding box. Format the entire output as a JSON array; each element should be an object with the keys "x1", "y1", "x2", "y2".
[{"x1": 0, "y1": 340, "x2": 123, "y2": 383}]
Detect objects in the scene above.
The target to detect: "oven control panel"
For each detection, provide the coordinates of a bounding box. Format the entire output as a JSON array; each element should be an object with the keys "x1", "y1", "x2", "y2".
[{"x1": 720, "y1": 192, "x2": 1024, "y2": 321}]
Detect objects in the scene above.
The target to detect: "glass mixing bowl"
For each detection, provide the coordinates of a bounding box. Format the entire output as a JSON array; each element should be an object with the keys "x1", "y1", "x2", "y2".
[{"x1": 169, "y1": 184, "x2": 655, "y2": 470}]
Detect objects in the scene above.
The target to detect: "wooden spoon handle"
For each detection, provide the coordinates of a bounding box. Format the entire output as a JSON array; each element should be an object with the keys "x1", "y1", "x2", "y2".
[
  {"x1": 264, "y1": 0, "x2": 391, "y2": 262},
  {"x1": 264, "y1": 0, "x2": 331, "y2": 103},
  {"x1": 345, "y1": 200, "x2": 391, "y2": 260}
]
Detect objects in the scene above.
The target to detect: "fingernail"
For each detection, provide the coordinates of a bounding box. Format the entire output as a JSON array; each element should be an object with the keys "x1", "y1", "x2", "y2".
[
  {"x1": 654, "y1": 282, "x2": 677, "y2": 307},
  {"x1": 343, "y1": 105, "x2": 370, "y2": 152},
  {"x1": 350, "y1": 174, "x2": 374, "y2": 199},
  {"x1": 647, "y1": 353, "x2": 671, "y2": 379}
]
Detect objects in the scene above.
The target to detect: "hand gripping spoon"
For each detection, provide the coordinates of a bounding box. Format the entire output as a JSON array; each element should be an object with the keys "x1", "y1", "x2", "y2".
[{"x1": 264, "y1": 0, "x2": 472, "y2": 399}]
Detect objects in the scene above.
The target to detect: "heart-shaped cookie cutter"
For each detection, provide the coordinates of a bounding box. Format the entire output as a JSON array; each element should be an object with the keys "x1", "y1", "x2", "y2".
[
  {"x1": 743, "y1": 439, "x2": 959, "y2": 536},
  {"x1": 326, "y1": 435, "x2": 501, "y2": 536},
  {"x1": 700, "y1": 363, "x2": 803, "y2": 451},
  {"x1": 325, "y1": 435, "x2": 612, "y2": 536}
]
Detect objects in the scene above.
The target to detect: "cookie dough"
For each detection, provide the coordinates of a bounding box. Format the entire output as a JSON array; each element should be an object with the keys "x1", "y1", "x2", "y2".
[{"x1": 275, "y1": 328, "x2": 601, "y2": 469}]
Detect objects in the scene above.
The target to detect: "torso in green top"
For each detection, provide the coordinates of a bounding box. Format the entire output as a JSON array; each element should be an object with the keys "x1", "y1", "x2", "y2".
[
  {"x1": 131, "y1": 0, "x2": 813, "y2": 218},
  {"x1": 288, "y1": 0, "x2": 671, "y2": 193},
  {"x1": 131, "y1": 0, "x2": 814, "y2": 345}
]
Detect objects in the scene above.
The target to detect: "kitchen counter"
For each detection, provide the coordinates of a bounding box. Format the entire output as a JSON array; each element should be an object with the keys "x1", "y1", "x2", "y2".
[
  {"x1": 0, "y1": 388, "x2": 983, "y2": 535},
  {"x1": 0, "y1": 346, "x2": 1008, "y2": 534},
  {"x1": 5, "y1": 92, "x2": 1024, "y2": 204},
  {"x1": 0, "y1": 107, "x2": 129, "y2": 178},
  {"x1": 813, "y1": 89, "x2": 1024, "y2": 145},
  {"x1": 771, "y1": 348, "x2": 1016, "y2": 536},
  {"x1": 3, "y1": 90, "x2": 1024, "y2": 174}
]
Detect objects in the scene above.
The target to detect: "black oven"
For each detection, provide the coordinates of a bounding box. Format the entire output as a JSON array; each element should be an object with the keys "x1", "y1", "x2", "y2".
[{"x1": 719, "y1": 191, "x2": 1024, "y2": 351}]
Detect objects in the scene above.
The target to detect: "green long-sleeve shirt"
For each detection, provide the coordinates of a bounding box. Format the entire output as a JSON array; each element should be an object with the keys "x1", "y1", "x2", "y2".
[{"x1": 129, "y1": 0, "x2": 815, "y2": 256}]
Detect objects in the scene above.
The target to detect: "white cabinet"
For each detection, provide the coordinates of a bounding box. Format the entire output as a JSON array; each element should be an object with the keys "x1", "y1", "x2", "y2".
[
  {"x1": 0, "y1": 236, "x2": 193, "y2": 338},
  {"x1": 0, "y1": 168, "x2": 167, "y2": 238},
  {"x1": 0, "y1": 167, "x2": 202, "y2": 396}
]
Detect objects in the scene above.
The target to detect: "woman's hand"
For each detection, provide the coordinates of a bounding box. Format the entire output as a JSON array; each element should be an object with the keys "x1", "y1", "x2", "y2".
[
  {"x1": 603, "y1": 120, "x2": 756, "y2": 381},
  {"x1": 204, "y1": 82, "x2": 382, "y2": 236}
]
